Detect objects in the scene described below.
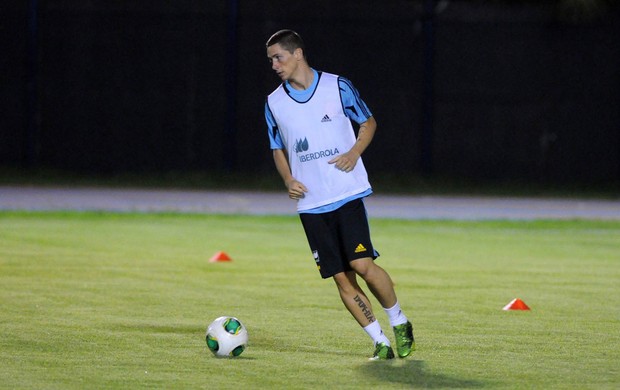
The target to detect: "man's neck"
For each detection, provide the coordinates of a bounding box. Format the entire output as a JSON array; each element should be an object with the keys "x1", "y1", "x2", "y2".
[{"x1": 288, "y1": 66, "x2": 314, "y2": 91}]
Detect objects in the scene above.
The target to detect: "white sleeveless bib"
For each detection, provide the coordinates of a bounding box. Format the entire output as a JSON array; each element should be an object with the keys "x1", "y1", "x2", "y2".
[{"x1": 267, "y1": 72, "x2": 371, "y2": 211}]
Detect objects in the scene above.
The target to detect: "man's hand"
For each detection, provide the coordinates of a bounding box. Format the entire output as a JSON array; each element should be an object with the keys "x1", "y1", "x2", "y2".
[
  {"x1": 285, "y1": 178, "x2": 308, "y2": 200},
  {"x1": 328, "y1": 150, "x2": 360, "y2": 173}
]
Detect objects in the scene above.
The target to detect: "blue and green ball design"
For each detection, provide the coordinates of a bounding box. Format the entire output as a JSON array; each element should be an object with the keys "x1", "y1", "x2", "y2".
[
  {"x1": 205, "y1": 316, "x2": 248, "y2": 357},
  {"x1": 223, "y1": 317, "x2": 243, "y2": 335},
  {"x1": 206, "y1": 333, "x2": 219, "y2": 352}
]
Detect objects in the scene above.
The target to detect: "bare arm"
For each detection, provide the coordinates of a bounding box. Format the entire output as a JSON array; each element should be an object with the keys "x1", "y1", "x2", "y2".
[
  {"x1": 273, "y1": 149, "x2": 308, "y2": 199},
  {"x1": 328, "y1": 116, "x2": 377, "y2": 172}
]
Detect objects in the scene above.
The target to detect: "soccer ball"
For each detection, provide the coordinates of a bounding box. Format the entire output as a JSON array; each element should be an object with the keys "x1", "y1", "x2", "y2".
[{"x1": 205, "y1": 316, "x2": 248, "y2": 358}]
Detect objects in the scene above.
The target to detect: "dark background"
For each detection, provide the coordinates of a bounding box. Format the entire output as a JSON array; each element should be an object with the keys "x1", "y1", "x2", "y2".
[{"x1": 2, "y1": 0, "x2": 619, "y2": 188}]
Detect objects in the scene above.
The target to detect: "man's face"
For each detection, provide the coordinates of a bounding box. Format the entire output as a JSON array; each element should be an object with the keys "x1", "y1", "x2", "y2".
[{"x1": 267, "y1": 43, "x2": 299, "y2": 81}]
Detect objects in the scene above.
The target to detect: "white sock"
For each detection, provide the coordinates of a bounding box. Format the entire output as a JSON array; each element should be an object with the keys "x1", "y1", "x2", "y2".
[
  {"x1": 384, "y1": 301, "x2": 408, "y2": 327},
  {"x1": 363, "y1": 321, "x2": 390, "y2": 346}
]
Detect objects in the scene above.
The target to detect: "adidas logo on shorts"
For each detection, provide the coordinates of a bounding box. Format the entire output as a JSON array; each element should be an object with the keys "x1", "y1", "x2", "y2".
[{"x1": 354, "y1": 243, "x2": 367, "y2": 253}]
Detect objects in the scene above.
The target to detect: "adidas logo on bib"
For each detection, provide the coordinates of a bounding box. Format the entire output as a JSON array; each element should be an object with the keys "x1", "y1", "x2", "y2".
[{"x1": 321, "y1": 114, "x2": 331, "y2": 122}]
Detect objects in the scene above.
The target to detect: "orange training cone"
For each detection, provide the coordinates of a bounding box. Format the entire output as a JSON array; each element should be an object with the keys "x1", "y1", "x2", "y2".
[
  {"x1": 502, "y1": 298, "x2": 531, "y2": 311},
  {"x1": 209, "y1": 251, "x2": 232, "y2": 263}
]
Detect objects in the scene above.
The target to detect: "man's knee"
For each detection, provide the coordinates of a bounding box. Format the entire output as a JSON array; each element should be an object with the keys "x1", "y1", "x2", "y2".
[
  {"x1": 350, "y1": 257, "x2": 375, "y2": 277},
  {"x1": 333, "y1": 271, "x2": 358, "y2": 292}
]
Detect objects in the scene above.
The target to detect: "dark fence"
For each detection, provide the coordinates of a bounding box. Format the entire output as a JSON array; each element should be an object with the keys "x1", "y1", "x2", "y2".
[{"x1": 2, "y1": 1, "x2": 619, "y2": 183}]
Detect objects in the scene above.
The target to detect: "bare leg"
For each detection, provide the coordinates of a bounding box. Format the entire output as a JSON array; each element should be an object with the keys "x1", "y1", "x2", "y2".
[
  {"x1": 349, "y1": 257, "x2": 397, "y2": 309},
  {"x1": 333, "y1": 270, "x2": 376, "y2": 327}
]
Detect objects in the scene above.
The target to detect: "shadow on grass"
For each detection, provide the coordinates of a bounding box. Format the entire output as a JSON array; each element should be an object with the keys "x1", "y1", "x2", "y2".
[
  {"x1": 113, "y1": 323, "x2": 200, "y2": 335},
  {"x1": 360, "y1": 359, "x2": 486, "y2": 388}
]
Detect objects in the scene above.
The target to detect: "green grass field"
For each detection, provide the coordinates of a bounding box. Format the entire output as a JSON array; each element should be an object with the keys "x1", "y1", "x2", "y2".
[{"x1": 1, "y1": 211, "x2": 619, "y2": 389}]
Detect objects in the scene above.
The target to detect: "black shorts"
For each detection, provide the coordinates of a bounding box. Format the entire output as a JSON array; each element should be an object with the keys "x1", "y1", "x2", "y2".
[{"x1": 299, "y1": 198, "x2": 379, "y2": 279}]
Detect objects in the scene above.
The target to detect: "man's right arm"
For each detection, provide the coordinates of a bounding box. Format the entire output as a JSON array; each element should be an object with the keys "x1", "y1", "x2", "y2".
[{"x1": 273, "y1": 149, "x2": 308, "y2": 200}]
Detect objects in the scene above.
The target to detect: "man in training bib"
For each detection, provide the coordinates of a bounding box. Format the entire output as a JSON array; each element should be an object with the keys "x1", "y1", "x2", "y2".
[{"x1": 264, "y1": 29, "x2": 415, "y2": 360}]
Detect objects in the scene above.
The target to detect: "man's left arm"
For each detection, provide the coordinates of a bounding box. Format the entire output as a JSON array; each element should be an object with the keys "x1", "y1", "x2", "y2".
[
  {"x1": 328, "y1": 116, "x2": 376, "y2": 172},
  {"x1": 329, "y1": 77, "x2": 377, "y2": 172}
]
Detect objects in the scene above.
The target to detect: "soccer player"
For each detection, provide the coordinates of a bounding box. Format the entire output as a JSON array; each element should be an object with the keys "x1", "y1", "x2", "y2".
[{"x1": 264, "y1": 29, "x2": 415, "y2": 360}]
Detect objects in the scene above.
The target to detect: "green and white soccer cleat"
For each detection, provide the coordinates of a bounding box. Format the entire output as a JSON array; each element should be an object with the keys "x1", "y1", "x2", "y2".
[
  {"x1": 393, "y1": 321, "x2": 415, "y2": 358},
  {"x1": 369, "y1": 342, "x2": 395, "y2": 361}
]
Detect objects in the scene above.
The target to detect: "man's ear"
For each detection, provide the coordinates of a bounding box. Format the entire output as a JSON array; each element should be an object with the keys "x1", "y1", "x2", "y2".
[{"x1": 294, "y1": 48, "x2": 303, "y2": 60}]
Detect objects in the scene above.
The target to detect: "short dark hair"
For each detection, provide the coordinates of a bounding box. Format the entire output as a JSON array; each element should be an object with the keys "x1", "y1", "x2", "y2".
[{"x1": 266, "y1": 29, "x2": 306, "y2": 59}]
